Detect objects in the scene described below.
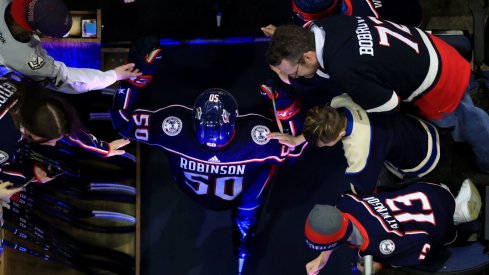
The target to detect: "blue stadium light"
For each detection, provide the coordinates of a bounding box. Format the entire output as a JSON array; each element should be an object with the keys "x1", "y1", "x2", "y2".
[
  {"x1": 41, "y1": 36, "x2": 271, "y2": 70},
  {"x1": 42, "y1": 41, "x2": 101, "y2": 69},
  {"x1": 160, "y1": 36, "x2": 271, "y2": 45},
  {"x1": 159, "y1": 38, "x2": 182, "y2": 45}
]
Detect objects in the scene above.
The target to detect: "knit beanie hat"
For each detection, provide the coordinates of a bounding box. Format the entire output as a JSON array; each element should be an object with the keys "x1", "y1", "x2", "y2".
[
  {"x1": 305, "y1": 204, "x2": 353, "y2": 251},
  {"x1": 292, "y1": 0, "x2": 341, "y2": 21}
]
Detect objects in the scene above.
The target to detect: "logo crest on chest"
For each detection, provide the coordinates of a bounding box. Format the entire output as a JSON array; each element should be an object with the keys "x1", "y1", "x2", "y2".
[
  {"x1": 162, "y1": 116, "x2": 182, "y2": 136},
  {"x1": 379, "y1": 239, "x2": 395, "y2": 255},
  {"x1": 0, "y1": 150, "x2": 9, "y2": 165},
  {"x1": 251, "y1": 125, "x2": 270, "y2": 145}
]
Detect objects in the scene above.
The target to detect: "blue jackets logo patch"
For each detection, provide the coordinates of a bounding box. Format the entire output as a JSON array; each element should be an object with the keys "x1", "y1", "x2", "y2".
[
  {"x1": 162, "y1": 116, "x2": 182, "y2": 136},
  {"x1": 251, "y1": 125, "x2": 270, "y2": 145},
  {"x1": 379, "y1": 239, "x2": 395, "y2": 255},
  {"x1": 0, "y1": 150, "x2": 9, "y2": 164}
]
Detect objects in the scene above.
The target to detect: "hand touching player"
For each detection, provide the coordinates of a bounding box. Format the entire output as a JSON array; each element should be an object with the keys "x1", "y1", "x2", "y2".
[
  {"x1": 268, "y1": 133, "x2": 306, "y2": 148},
  {"x1": 261, "y1": 24, "x2": 277, "y2": 37},
  {"x1": 108, "y1": 139, "x2": 131, "y2": 157},
  {"x1": 114, "y1": 63, "x2": 142, "y2": 81},
  {"x1": 357, "y1": 259, "x2": 382, "y2": 274},
  {"x1": 306, "y1": 251, "x2": 332, "y2": 275},
  {"x1": 0, "y1": 181, "x2": 23, "y2": 201}
]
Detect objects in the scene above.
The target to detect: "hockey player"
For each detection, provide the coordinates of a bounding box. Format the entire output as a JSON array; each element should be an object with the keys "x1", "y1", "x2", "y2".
[
  {"x1": 0, "y1": 78, "x2": 129, "y2": 186},
  {"x1": 266, "y1": 17, "x2": 489, "y2": 173},
  {"x1": 268, "y1": 94, "x2": 440, "y2": 194},
  {"x1": 304, "y1": 180, "x2": 481, "y2": 274},
  {"x1": 0, "y1": 0, "x2": 141, "y2": 94},
  {"x1": 110, "y1": 37, "x2": 307, "y2": 274}
]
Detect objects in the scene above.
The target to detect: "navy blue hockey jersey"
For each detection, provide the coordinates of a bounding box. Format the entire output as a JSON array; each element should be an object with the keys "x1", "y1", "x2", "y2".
[
  {"x1": 0, "y1": 107, "x2": 26, "y2": 185},
  {"x1": 111, "y1": 85, "x2": 307, "y2": 210},
  {"x1": 337, "y1": 182, "x2": 456, "y2": 267},
  {"x1": 0, "y1": 78, "x2": 111, "y2": 186},
  {"x1": 311, "y1": 15, "x2": 470, "y2": 120},
  {"x1": 1, "y1": 118, "x2": 111, "y2": 185},
  {"x1": 282, "y1": 0, "x2": 422, "y2": 112}
]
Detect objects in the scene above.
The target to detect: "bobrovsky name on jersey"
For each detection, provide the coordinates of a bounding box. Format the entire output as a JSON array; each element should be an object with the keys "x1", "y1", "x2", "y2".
[
  {"x1": 180, "y1": 157, "x2": 245, "y2": 175},
  {"x1": 355, "y1": 17, "x2": 374, "y2": 56}
]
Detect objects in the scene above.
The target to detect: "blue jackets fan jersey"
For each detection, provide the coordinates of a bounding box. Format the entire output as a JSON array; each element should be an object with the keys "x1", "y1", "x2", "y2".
[
  {"x1": 111, "y1": 84, "x2": 307, "y2": 210},
  {"x1": 0, "y1": 78, "x2": 111, "y2": 186},
  {"x1": 1, "y1": 117, "x2": 111, "y2": 186},
  {"x1": 0, "y1": 100, "x2": 25, "y2": 185},
  {"x1": 332, "y1": 94, "x2": 439, "y2": 194},
  {"x1": 282, "y1": 0, "x2": 422, "y2": 112},
  {"x1": 311, "y1": 15, "x2": 470, "y2": 120},
  {"x1": 337, "y1": 182, "x2": 456, "y2": 267}
]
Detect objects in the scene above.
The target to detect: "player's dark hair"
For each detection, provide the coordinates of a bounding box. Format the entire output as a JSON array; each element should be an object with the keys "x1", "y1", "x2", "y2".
[
  {"x1": 10, "y1": 83, "x2": 82, "y2": 140},
  {"x1": 303, "y1": 105, "x2": 345, "y2": 146},
  {"x1": 266, "y1": 24, "x2": 315, "y2": 66}
]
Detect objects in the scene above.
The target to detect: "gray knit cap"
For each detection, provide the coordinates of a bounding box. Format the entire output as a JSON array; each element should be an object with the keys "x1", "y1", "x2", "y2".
[{"x1": 305, "y1": 204, "x2": 352, "y2": 251}]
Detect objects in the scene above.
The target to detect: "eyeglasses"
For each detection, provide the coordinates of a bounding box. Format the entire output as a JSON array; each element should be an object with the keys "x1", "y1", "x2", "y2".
[
  {"x1": 20, "y1": 127, "x2": 55, "y2": 144},
  {"x1": 22, "y1": 132, "x2": 51, "y2": 144},
  {"x1": 288, "y1": 57, "x2": 303, "y2": 79}
]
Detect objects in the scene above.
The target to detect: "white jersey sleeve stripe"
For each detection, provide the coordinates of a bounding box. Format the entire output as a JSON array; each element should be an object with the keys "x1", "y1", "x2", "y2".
[
  {"x1": 366, "y1": 92, "x2": 399, "y2": 113},
  {"x1": 405, "y1": 29, "x2": 439, "y2": 102}
]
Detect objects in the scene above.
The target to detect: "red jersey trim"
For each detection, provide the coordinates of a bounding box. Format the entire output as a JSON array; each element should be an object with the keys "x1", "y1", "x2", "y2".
[
  {"x1": 344, "y1": 213, "x2": 370, "y2": 251},
  {"x1": 344, "y1": 0, "x2": 353, "y2": 15},
  {"x1": 414, "y1": 35, "x2": 470, "y2": 120}
]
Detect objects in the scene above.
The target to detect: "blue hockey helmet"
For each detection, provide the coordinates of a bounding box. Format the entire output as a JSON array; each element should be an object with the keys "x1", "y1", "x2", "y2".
[{"x1": 193, "y1": 88, "x2": 238, "y2": 149}]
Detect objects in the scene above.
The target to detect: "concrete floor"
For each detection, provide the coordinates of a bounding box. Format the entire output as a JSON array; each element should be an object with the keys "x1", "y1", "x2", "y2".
[{"x1": 420, "y1": 0, "x2": 473, "y2": 31}]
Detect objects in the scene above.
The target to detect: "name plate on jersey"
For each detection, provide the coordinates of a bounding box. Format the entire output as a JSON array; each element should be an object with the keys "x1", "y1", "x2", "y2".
[{"x1": 0, "y1": 78, "x2": 17, "y2": 119}]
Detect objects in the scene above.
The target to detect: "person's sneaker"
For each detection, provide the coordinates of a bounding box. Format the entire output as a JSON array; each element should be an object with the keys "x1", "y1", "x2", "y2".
[{"x1": 453, "y1": 179, "x2": 482, "y2": 225}]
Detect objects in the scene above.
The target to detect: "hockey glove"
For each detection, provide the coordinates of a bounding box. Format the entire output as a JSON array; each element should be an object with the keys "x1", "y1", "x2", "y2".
[
  {"x1": 259, "y1": 77, "x2": 303, "y2": 135},
  {"x1": 126, "y1": 36, "x2": 164, "y2": 88}
]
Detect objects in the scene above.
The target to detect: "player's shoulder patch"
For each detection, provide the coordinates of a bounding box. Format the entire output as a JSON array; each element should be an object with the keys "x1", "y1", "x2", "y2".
[
  {"x1": 0, "y1": 150, "x2": 9, "y2": 165},
  {"x1": 251, "y1": 125, "x2": 270, "y2": 145},
  {"x1": 27, "y1": 55, "x2": 45, "y2": 70},
  {"x1": 379, "y1": 239, "x2": 396, "y2": 255},
  {"x1": 162, "y1": 116, "x2": 183, "y2": 136}
]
